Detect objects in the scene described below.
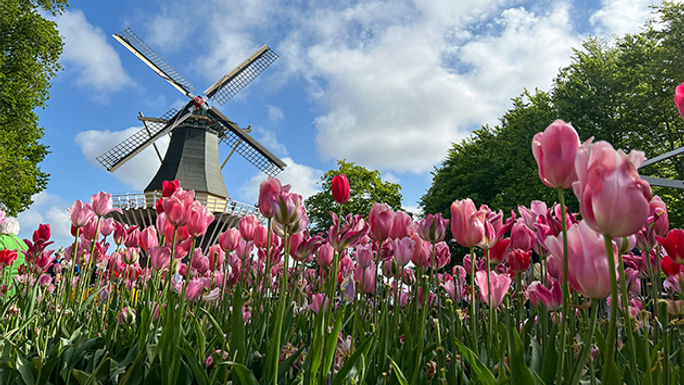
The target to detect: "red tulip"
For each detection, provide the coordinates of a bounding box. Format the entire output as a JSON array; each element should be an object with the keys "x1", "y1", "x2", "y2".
[
  {"x1": 573, "y1": 141, "x2": 652, "y2": 236},
  {"x1": 450, "y1": 199, "x2": 486, "y2": 248},
  {"x1": 657, "y1": 229, "x2": 684, "y2": 265},
  {"x1": 675, "y1": 83, "x2": 684, "y2": 121},
  {"x1": 331, "y1": 174, "x2": 350, "y2": 204},
  {"x1": 531, "y1": 119, "x2": 581, "y2": 189},
  {"x1": 661, "y1": 255, "x2": 683, "y2": 277},
  {"x1": 487, "y1": 238, "x2": 510, "y2": 264},
  {"x1": 0, "y1": 250, "x2": 18, "y2": 267},
  {"x1": 162, "y1": 180, "x2": 180, "y2": 198},
  {"x1": 32, "y1": 224, "x2": 51, "y2": 243},
  {"x1": 509, "y1": 248, "x2": 532, "y2": 273}
]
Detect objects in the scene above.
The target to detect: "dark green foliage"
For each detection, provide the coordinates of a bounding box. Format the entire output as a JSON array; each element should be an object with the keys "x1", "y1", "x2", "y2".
[
  {"x1": 0, "y1": 0, "x2": 66, "y2": 215},
  {"x1": 304, "y1": 160, "x2": 403, "y2": 234},
  {"x1": 421, "y1": 2, "x2": 684, "y2": 229}
]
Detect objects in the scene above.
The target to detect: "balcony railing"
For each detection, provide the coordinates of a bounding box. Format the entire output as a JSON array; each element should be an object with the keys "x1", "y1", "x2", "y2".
[{"x1": 110, "y1": 192, "x2": 260, "y2": 218}]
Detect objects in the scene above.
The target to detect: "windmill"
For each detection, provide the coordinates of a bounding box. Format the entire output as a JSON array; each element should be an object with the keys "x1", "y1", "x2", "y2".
[{"x1": 98, "y1": 27, "x2": 285, "y2": 247}]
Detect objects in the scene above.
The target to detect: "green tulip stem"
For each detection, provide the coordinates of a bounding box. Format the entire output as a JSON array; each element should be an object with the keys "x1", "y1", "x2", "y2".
[
  {"x1": 601, "y1": 232, "x2": 619, "y2": 383},
  {"x1": 556, "y1": 188, "x2": 571, "y2": 384}
]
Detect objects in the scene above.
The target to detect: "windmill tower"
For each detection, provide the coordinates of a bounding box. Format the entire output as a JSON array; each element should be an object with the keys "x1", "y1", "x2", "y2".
[{"x1": 97, "y1": 28, "x2": 285, "y2": 247}]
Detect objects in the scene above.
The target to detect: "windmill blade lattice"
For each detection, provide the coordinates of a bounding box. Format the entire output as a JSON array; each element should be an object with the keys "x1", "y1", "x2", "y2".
[
  {"x1": 114, "y1": 28, "x2": 196, "y2": 96},
  {"x1": 96, "y1": 108, "x2": 183, "y2": 171},
  {"x1": 205, "y1": 46, "x2": 278, "y2": 106},
  {"x1": 207, "y1": 109, "x2": 285, "y2": 177}
]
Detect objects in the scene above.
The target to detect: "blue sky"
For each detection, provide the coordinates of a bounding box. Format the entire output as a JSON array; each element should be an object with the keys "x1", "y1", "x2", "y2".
[{"x1": 17, "y1": 0, "x2": 659, "y2": 245}]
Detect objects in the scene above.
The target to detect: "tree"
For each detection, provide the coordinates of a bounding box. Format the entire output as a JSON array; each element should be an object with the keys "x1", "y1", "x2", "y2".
[
  {"x1": 0, "y1": 0, "x2": 67, "y2": 215},
  {"x1": 421, "y1": 2, "x2": 684, "y2": 230},
  {"x1": 304, "y1": 160, "x2": 403, "y2": 234}
]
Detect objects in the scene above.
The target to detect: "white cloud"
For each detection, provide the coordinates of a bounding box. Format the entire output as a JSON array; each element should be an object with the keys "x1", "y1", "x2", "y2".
[
  {"x1": 74, "y1": 127, "x2": 169, "y2": 190},
  {"x1": 237, "y1": 157, "x2": 323, "y2": 203},
  {"x1": 16, "y1": 192, "x2": 72, "y2": 247},
  {"x1": 252, "y1": 126, "x2": 288, "y2": 157},
  {"x1": 54, "y1": 10, "x2": 132, "y2": 92},
  {"x1": 268, "y1": 105, "x2": 284, "y2": 122},
  {"x1": 590, "y1": 0, "x2": 655, "y2": 37}
]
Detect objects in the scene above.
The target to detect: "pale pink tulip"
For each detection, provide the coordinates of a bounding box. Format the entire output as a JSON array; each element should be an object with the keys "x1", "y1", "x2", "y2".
[
  {"x1": 527, "y1": 280, "x2": 562, "y2": 311},
  {"x1": 239, "y1": 215, "x2": 260, "y2": 241},
  {"x1": 518, "y1": 201, "x2": 547, "y2": 230},
  {"x1": 149, "y1": 246, "x2": 172, "y2": 271},
  {"x1": 392, "y1": 237, "x2": 414, "y2": 266},
  {"x1": 546, "y1": 221, "x2": 616, "y2": 299},
  {"x1": 328, "y1": 213, "x2": 368, "y2": 251},
  {"x1": 162, "y1": 196, "x2": 189, "y2": 227},
  {"x1": 475, "y1": 270, "x2": 511, "y2": 307},
  {"x1": 531, "y1": 119, "x2": 581, "y2": 189},
  {"x1": 69, "y1": 200, "x2": 94, "y2": 228},
  {"x1": 410, "y1": 234, "x2": 431, "y2": 267},
  {"x1": 573, "y1": 141, "x2": 651, "y2": 236},
  {"x1": 317, "y1": 243, "x2": 334, "y2": 268},
  {"x1": 450, "y1": 199, "x2": 486, "y2": 248},
  {"x1": 310, "y1": 293, "x2": 328, "y2": 313},
  {"x1": 354, "y1": 262, "x2": 376, "y2": 294},
  {"x1": 355, "y1": 243, "x2": 373, "y2": 269}
]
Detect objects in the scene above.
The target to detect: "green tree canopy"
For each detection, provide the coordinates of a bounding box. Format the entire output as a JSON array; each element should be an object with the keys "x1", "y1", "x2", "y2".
[
  {"x1": 421, "y1": 2, "x2": 684, "y2": 229},
  {"x1": 304, "y1": 160, "x2": 403, "y2": 234},
  {"x1": 0, "y1": 0, "x2": 67, "y2": 215}
]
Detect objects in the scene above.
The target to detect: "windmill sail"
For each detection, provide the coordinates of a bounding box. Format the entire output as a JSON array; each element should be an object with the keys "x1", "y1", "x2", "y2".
[
  {"x1": 96, "y1": 108, "x2": 190, "y2": 172},
  {"x1": 205, "y1": 46, "x2": 279, "y2": 105},
  {"x1": 113, "y1": 28, "x2": 196, "y2": 96},
  {"x1": 207, "y1": 108, "x2": 286, "y2": 177}
]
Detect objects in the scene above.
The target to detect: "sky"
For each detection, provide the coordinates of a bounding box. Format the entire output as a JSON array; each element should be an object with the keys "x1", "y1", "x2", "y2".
[{"x1": 16, "y1": 0, "x2": 660, "y2": 246}]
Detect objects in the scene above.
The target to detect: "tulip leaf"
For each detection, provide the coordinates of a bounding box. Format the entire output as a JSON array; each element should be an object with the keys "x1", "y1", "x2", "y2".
[
  {"x1": 331, "y1": 333, "x2": 373, "y2": 385},
  {"x1": 389, "y1": 357, "x2": 409, "y2": 385},
  {"x1": 509, "y1": 327, "x2": 536, "y2": 385},
  {"x1": 453, "y1": 338, "x2": 497, "y2": 385}
]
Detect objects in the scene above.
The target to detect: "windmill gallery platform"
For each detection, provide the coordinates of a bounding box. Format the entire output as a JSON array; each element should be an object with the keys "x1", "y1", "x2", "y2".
[{"x1": 95, "y1": 27, "x2": 286, "y2": 248}]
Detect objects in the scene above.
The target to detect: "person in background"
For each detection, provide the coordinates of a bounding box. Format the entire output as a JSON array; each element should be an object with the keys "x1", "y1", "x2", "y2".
[{"x1": 0, "y1": 217, "x2": 28, "y2": 281}]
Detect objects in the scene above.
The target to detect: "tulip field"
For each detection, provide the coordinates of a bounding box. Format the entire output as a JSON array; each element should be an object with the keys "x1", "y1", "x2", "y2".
[{"x1": 1, "y1": 88, "x2": 684, "y2": 385}]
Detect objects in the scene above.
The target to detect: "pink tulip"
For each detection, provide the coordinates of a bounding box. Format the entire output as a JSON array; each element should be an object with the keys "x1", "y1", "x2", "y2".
[
  {"x1": 450, "y1": 199, "x2": 486, "y2": 248},
  {"x1": 328, "y1": 213, "x2": 368, "y2": 251},
  {"x1": 149, "y1": 246, "x2": 171, "y2": 271},
  {"x1": 310, "y1": 293, "x2": 329, "y2": 313},
  {"x1": 435, "y1": 241, "x2": 451, "y2": 269},
  {"x1": 207, "y1": 245, "x2": 225, "y2": 270},
  {"x1": 546, "y1": 221, "x2": 616, "y2": 299},
  {"x1": 511, "y1": 220, "x2": 536, "y2": 251},
  {"x1": 258, "y1": 177, "x2": 288, "y2": 218},
  {"x1": 518, "y1": 201, "x2": 547, "y2": 230},
  {"x1": 474, "y1": 270, "x2": 511, "y2": 308},
  {"x1": 573, "y1": 141, "x2": 652, "y2": 236},
  {"x1": 100, "y1": 218, "x2": 115, "y2": 237},
  {"x1": 139, "y1": 226, "x2": 158, "y2": 252},
  {"x1": 368, "y1": 203, "x2": 395, "y2": 242},
  {"x1": 675, "y1": 83, "x2": 684, "y2": 121},
  {"x1": 318, "y1": 243, "x2": 334, "y2": 268},
  {"x1": 162, "y1": 196, "x2": 189, "y2": 227},
  {"x1": 252, "y1": 224, "x2": 269, "y2": 248},
  {"x1": 656, "y1": 229, "x2": 684, "y2": 264},
  {"x1": 187, "y1": 205, "x2": 214, "y2": 238},
  {"x1": 124, "y1": 227, "x2": 141, "y2": 248},
  {"x1": 274, "y1": 191, "x2": 304, "y2": 226},
  {"x1": 218, "y1": 228, "x2": 241, "y2": 252},
  {"x1": 390, "y1": 211, "x2": 411, "y2": 239},
  {"x1": 440, "y1": 274, "x2": 465, "y2": 302},
  {"x1": 238, "y1": 215, "x2": 259, "y2": 241},
  {"x1": 649, "y1": 196, "x2": 669, "y2": 237},
  {"x1": 331, "y1": 174, "x2": 350, "y2": 204},
  {"x1": 531, "y1": 119, "x2": 581, "y2": 189},
  {"x1": 354, "y1": 262, "x2": 376, "y2": 294},
  {"x1": 91, "y1": 191, "x2": 122, "y2": 217},
  {"x1": 69, "y1": 200, "x2": 94, "y2": 228},
  {"x1": 355, "y1": 243, "x2": 373, "y2": 268},
  {"x1": 411, "y1": 234, "x2": 431, "y2": 267},
  {"x1": 192, "y1": 249, "x2": 211, "y2": 275},
  {"x1": 392, "y1": 237, "x2": 414, "y2": 266},
  {"x1": 82, "y1": 217, "x2": 100, "y2": 241},
  {"x1": 117, "y1": 306, "x2": 136, "y2": 326},
  {"x1": 527, "y1": 280, "x2": 562, "y2": 311},
  {"x1": 418, "y1": 213, "x2": 449, "y2": 243}
]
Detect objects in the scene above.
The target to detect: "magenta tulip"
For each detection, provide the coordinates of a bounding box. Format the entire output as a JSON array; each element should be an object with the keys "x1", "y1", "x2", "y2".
[
  {"x1": 368, "y1": 202, "x2": 395, "y2": 242},
  {"x1": 331, "y1": 174, "x2": 350, "y2": 204},
  {"x1": 546, "y1": 221, "x2": 616, "y2": 299},
  {"x1": 162, "y1": 180, "x2": 180, "y2": 198},
  {"x1": 573, "y1": 141, "x2": 652, "y2": 236},
  {"x1": 474, "y1": 270, "x2": 511, "y2": 307},
  {"x1": 531, "y1": 119, "x2": 581, "y2": 189},
  {"x1": 675, "y1": 83, "x2": 684, "y2": 121},
  {"x1": 328, "y1": 213, "x2": 368, "y2": 251},
  {"x1": 450, "y1": 199, "x2": 486, "y2": 248},
  {"x1": 656, "y1": 229, "x2": 684, "y2": 265},
  {"x1": 418, "y1": 213, "x2": 449, "y2": 243}
]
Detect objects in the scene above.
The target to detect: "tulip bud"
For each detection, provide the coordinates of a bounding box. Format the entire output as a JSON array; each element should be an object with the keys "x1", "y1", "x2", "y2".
[
  {"x1": 117, "y1": 306, "x2": 136, "y2": 326},
  {"x1": 531, "y1": 119, "x2": 580, "y2": 189},
  {"x1": 331, "y1": 174, "x2": 350, "y2": 204}
]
